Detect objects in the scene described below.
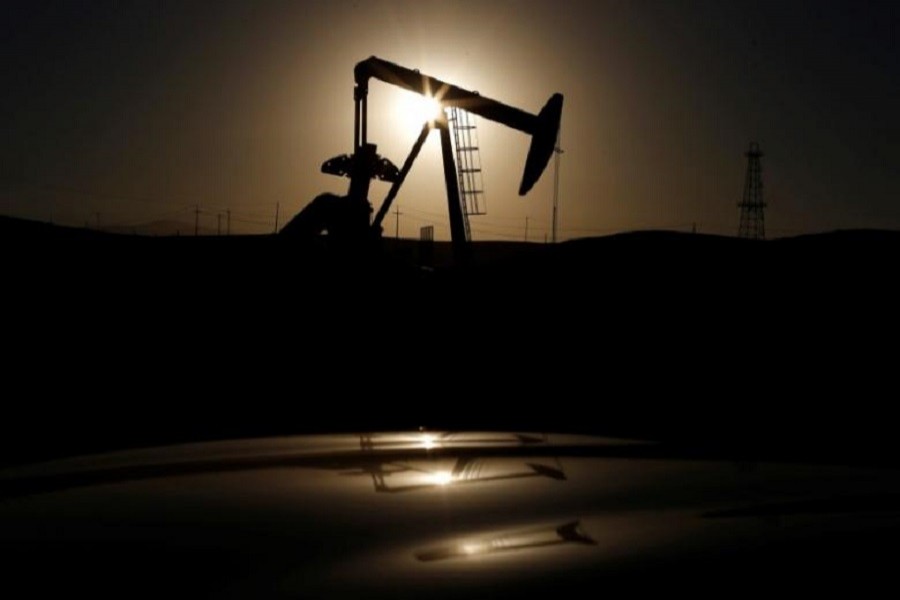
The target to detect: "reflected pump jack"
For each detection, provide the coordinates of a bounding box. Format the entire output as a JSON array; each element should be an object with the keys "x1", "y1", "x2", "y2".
[{"x1": 281, "y1": 57, "x2": 563, "y2": 263}]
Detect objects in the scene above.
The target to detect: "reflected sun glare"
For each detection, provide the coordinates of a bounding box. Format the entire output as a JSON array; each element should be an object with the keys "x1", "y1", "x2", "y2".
[{"x1": 423, "y1": 471, "x2": 454, "y2": 486}]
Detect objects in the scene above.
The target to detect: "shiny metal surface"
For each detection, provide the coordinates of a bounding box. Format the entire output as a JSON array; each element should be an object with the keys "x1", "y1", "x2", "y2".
[{"x1": 2, "y1": 433, "x2": 898, "y2": 598}]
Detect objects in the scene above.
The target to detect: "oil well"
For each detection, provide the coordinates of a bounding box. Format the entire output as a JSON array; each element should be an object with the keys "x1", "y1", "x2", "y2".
[{"x1": 281, "y1": 56, "x2": 564, "y2": 261}]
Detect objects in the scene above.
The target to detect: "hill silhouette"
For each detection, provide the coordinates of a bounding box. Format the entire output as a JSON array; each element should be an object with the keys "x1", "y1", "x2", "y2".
[{"x1": 3, "y1": 215, "x2": 899, "y2": 466}]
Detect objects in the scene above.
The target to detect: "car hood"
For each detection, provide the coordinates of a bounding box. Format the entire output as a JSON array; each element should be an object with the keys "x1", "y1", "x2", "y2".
[{"x1": 2, "y1": 432, "x2": 899, "y2": 598}]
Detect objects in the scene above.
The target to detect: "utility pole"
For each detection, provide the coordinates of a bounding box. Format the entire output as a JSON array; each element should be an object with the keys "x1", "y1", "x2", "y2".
[
  {"x1": 393, "y1": 205, "x2": 402, "y2": 239},
  {"x1": 226, "y1": 210, "x2": 231, "y2": 235},
  {"x1": 194, "y1": 205, "x2": 200, "y2": 236},
  {"x1": 552, "y1": 130, "x2": 564, "y2": 243},
  {"x1": 217, "y1": 213, "x2": 222, "y2": 236},
  {"x1": 274, "y1": 202, "x2": 280, "y2": 233},
  {"x1": 525, "y1": 216, "x2": 530, "y2": 242},
  {"x1": 95, "y1": 212, "x2": 101, "y2": 230}
]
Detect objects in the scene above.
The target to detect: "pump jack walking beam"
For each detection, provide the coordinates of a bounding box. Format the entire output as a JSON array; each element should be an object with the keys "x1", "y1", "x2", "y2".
[{"x1": 353, "y1": 56, "x2": 563, "y2": 197}]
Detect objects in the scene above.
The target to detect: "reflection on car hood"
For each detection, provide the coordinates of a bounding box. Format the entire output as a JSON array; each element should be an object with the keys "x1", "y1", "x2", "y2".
[{"x1": 1, "y1": 432, "x2": 899, "y2": 598}]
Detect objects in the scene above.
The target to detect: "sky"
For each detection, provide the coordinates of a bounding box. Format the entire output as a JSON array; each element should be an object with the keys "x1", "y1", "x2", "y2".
[{"x1": 1, "y1": 0, "x2": 897, "y2": 239}]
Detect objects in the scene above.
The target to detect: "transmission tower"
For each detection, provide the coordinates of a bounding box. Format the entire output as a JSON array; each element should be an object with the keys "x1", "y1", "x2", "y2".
[{"x1": 738, "y1": 142, "x2": 766, "y2": 239}]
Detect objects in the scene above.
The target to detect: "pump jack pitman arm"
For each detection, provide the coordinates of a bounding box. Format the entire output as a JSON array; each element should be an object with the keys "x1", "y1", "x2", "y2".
[{"x1": 354, "y1": 56, "x2": 563, "y2": 196}]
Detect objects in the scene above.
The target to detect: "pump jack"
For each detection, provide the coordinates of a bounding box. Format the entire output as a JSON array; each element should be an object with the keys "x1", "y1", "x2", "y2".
[{"x1": 281, "y1": 56, "x2": 563, "y2": 262}]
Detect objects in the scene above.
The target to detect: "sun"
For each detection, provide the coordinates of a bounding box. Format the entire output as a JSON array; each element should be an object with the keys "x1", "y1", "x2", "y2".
[{"x1": 394, "y1": 90, "x2": 445, "y2": 133}]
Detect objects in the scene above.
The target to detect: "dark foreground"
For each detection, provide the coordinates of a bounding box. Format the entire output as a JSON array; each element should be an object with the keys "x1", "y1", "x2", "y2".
[{"x1": 3, "y1": 216, "x2": 899, "y2": 467}]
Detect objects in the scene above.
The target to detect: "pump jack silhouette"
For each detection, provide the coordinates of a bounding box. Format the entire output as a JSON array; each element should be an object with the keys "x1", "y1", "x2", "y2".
[{"x1": 281, "y1": 57, "x2": 564, "y2": 262}]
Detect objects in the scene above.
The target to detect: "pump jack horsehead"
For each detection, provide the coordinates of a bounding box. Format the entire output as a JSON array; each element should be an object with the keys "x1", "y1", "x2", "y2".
[{"x1": 281, "y1": 56, "x2": 564, "y2": 262}]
